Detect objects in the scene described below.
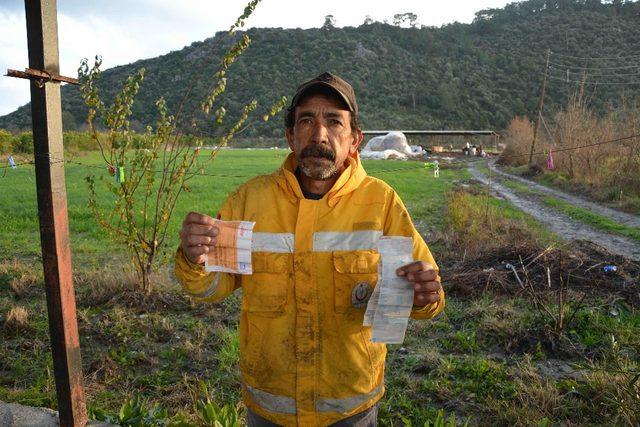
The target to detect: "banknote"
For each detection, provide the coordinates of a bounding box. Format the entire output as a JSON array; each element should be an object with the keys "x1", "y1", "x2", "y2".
[
  {"x1": 363, "y1": 236, "x2": 415, "y2": 344},
  {"x1": 370, "y1": 317, "x2": 409, "y2": 343},
  {"x1": 204, "y1": 219, "x2": 256, "y2": 275}
]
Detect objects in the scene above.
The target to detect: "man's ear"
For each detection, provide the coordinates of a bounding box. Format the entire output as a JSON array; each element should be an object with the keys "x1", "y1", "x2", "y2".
[
  {"x1": 350, "y1": 128, "x2": 364, "y2": 155},
  {"x1": 285, "y1": 128, "x2": 294, "y2": 151}
]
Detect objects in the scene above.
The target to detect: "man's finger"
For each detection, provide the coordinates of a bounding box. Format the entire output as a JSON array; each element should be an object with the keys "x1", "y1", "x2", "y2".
[
  {"x1": 406, "y1": 269, "x2": 438, "y2": 283},
  {"x1": 413, "y1": 281, "x2": 441, "y2": 293},
  {"x1": 185, "y1": 244, "x2": 217, "y2": 262},
  {"x1": 183, "y1": 212, "x2": 216, "y2": 227},
  {"x1": 414, "y1": 291, "x2": 441, "y2": 305},
  {"x1": 396, "y1": 261, "x2": 434, "y2": 276},
  {"x1": 185, "y1": 224, "x2": 219, "y2": 237},
  {"x1": 187, "y1": 235, "x2": 217, "y2": 246},
  {"x1": 186, "y1": 245, "x2": 209, "y2": 256}
]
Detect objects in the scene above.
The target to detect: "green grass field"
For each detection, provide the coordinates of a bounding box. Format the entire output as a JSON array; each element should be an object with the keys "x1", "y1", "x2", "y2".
[
  {"x1": 1, "y1": 150, "x2": 638, "y2": 426},
  {"x1": 0, "y1": 150, "x2": 460, "y2": 263}
]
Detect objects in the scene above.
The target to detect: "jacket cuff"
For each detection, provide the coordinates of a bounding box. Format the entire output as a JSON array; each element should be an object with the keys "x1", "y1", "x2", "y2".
[
  {"x1": 410, "y1": 288, "x2": 445, "y2": 320},
  {"x1": 177, "y1": 246, "x2": 206, "y2": 271},
  {"x1": 175, "y1": 246, "x2": 211, "y2": 285}
]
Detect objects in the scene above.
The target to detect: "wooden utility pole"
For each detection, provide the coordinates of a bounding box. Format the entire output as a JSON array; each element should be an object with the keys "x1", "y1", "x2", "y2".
[
  {"x1": 529, "y1": 49, "x2": 551, "y2": 166},
  {"x1": 9, "y1": 0, "x2": 87, "y2": 425}
]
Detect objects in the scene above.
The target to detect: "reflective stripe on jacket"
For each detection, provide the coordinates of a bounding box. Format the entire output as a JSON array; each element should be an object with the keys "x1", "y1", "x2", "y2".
[{"x1": 175, "y1": 152, "x2": 445, "y2": 426}]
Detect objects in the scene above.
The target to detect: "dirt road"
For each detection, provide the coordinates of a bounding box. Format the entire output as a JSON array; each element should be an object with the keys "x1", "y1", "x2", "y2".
[
  {"x1": 486, "y1": 161, "x2": 640, "y2": 228},
  {"x1": 467, "y1": 160, "x2": 640, "y2": 261}
]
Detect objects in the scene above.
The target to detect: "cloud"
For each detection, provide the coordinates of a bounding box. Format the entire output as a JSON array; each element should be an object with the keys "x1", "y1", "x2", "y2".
[
  {"x1": 0, "y1": 10, "x2": 29, "y2": 115},
  {"x1": 58, "y1": 13, "x2": 147, "y2": 73}
]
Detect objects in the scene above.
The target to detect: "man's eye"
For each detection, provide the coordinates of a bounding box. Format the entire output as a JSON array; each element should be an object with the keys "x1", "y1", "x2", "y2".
[
  {"x1": 298, "y1": 118, "x2": 312, "y2": 125},
  {"x1": 329, "y1": 119, "x2": 342, "y2": 126}
]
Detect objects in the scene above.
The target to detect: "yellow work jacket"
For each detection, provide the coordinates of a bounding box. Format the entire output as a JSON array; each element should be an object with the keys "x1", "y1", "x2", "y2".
[{"x1": 175, "y1": 152, "x2": 445, "y2": 426}]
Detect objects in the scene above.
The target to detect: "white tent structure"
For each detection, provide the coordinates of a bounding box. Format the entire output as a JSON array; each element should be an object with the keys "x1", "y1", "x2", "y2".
[{"x1": 360, "y1": 131, "x2": 425, "y2": 160}]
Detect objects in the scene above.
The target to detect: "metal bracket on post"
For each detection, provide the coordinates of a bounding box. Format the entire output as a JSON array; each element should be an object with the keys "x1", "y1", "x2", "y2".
[{"x1": 6, "y1": 68, "x2": 79, "y2": 88}]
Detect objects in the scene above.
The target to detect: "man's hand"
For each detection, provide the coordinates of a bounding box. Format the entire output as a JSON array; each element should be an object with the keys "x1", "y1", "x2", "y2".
[
  {"x1": 396, "y1": 261, "x2": 442, "y2": 307},
  {"x1": 179, "y1": 212, "x2": 219, "y2": 265}
]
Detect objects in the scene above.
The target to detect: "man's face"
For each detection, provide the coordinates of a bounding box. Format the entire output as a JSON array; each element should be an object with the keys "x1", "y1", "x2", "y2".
[{"x1": 286, "y1": 94, "x2": 363, "y2": 181}]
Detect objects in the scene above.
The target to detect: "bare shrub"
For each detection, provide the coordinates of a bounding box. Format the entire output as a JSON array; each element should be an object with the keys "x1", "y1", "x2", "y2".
[
  {"x1": 500, "y1": 87, "x2": 640, "y2": 205},
  {"x1": 553, "y1": 93, "x2": 640, "y2": 199},
  {"x1": 3, "y1": 306, "x2": 29, "y2": 335},
  {"x1": 552, "y1": 91, "x2": 616, "y2": 183},
  {"x1": 498, "y1": 116, "x2": 535, "y2": 166},
  {"x1": 601, "y1": 100, "x2": 640, "y2": 200}
]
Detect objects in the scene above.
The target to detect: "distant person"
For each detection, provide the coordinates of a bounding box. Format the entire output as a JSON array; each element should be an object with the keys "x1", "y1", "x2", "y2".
[{"x1": 175, "y1": 72, "x2": 444, "y2": 426}]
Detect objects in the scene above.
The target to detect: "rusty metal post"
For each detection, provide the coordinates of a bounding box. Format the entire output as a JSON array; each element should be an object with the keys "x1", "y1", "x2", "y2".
[{"x1": 24, "y1": 0, "x2": 87, "y2": 425}]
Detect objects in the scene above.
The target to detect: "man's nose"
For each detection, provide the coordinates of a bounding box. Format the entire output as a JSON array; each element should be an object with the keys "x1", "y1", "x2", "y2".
[{"x1": 310, "y1": 121, "x2": 329, "y2": 144}]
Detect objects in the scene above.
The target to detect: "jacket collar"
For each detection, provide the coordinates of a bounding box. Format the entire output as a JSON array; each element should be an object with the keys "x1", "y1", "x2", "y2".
[{"x1": 274, "y1": 151, "x2": 367, "y2": 207}]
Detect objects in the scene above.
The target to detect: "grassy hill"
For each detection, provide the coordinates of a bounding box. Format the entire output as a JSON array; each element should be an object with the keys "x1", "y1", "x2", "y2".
[{"x1": 1, "y1": 0, "x2": 640, "y2": 136}]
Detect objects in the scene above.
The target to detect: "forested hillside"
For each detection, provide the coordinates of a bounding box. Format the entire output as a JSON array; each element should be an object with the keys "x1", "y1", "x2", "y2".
[{"x1": 2, "y1": 0, "x2": 639, "y2": 136}]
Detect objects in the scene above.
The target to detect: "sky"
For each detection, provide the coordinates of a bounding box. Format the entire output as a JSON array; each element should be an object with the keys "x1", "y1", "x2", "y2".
[{"x1": 0, "y1": 0, "x2": 515, "y2": 116}]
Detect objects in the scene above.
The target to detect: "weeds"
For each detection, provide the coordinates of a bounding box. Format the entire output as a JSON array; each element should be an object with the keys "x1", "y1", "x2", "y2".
[
  {"x1": 444, "y1": 189, "x2": 545, "y2": 256},
  {"x1": 0, "y1": 259, "x2": 42, "y2": 299},
  {"x1": 194, "y1": 382, "x2": 242, "y2": 427},
  {"x1": 424, "y1": 409, "x2": 469, "y2": 427},
  {"x1": 3, "y1": 306, "x2": 29, "y2": 335},
  {"x1": 91, "y1": 396, "x2": 170, "y2": 426}
]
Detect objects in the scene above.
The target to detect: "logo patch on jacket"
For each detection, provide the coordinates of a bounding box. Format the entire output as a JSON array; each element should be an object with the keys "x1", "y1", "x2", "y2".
[{"x1": 351, "y1": 282, "x2": 373, "y2": 308}]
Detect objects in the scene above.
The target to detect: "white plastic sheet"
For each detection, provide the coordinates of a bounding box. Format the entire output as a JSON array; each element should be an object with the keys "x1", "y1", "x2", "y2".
[{"x1": 361, "y1": 132, "x2": 423, "y2": 160}]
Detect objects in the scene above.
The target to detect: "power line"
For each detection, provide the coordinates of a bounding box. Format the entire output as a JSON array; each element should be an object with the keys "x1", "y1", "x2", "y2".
[
  {"x1": 549, "y1": 61, "x2": 640, "y2": 71},
  {"x1": 549, "y1": 67, "x2": 640, "y2": 78},
  {"x1": 551, "y1": 52, "x2": 640, "y2": 61},
  {"x1": 504, "y1": 133, "x2": 640, "y2": 160},
  {"x1": 547, "y1": 75, "x2": 640, "y2": 85}
]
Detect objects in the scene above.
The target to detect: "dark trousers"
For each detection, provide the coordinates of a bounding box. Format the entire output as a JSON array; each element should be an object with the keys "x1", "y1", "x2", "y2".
[{"x1": 247, "y1": 404, "x2": 378, "y2": 427}]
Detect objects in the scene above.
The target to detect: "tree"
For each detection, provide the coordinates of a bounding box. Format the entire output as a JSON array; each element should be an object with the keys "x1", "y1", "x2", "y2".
[
  {"x1": 78, "y1": 0, "x2": 285, "y2": 292},
  {"x1": 14, "y1": 132, "x2": 33, "y2": 154},
  {"x1": 0, "y1": 129, "x2": 13, "y2": 154},
  {"x1": 323, "y1": 14, "x2": 336, "y2": 29},
  {"x1": 393, "y1": 12, "x2": 418, "y2": 27}
]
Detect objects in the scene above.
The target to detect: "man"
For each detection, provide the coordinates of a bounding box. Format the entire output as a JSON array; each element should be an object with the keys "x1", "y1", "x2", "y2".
[{"x1": 175, "y1": 72, "x2": 445, "y2": 427}]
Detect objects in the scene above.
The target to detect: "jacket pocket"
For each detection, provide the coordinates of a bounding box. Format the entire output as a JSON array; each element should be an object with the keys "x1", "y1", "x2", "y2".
[
  {"x1": 332, "y1": 250, "x2": 379, "y2": 314},
  {"x1": 242, "y1": 253, "x2": 290, "y2": 314}
]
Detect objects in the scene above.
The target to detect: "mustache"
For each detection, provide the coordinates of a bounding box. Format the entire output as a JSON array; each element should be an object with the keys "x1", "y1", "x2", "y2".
[{"x1": 300, "y1": 145, "x2": 336, "y2": 161}]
